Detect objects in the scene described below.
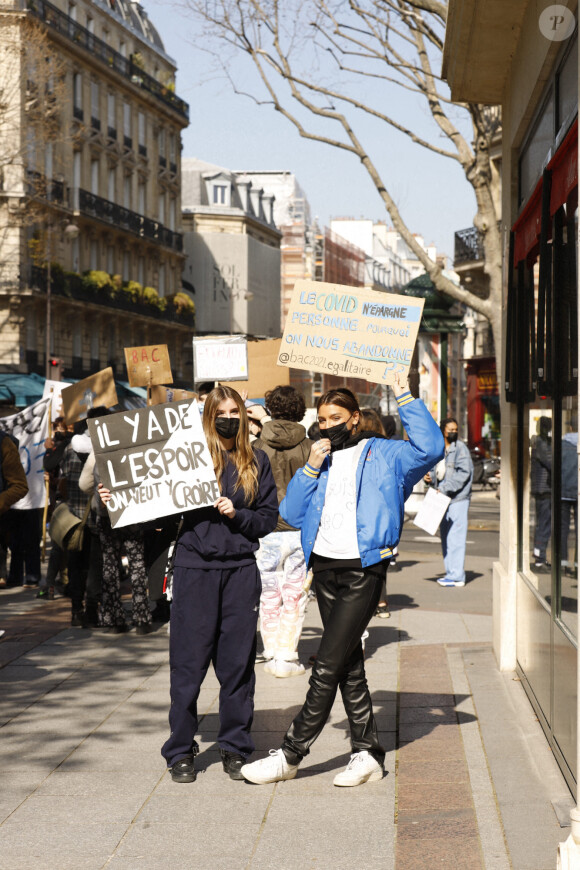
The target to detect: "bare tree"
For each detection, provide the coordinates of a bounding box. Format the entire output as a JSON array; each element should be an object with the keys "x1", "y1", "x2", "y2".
[{"x1": 181, "y1": 0, "x2": 503, "y2": 374}]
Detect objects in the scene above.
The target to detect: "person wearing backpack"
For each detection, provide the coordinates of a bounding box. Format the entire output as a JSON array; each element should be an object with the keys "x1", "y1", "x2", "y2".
[{"x1": 253, "y1": 386, "x2": 312, "y2": 678}]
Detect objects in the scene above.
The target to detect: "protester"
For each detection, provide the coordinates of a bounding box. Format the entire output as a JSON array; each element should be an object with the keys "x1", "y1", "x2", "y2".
[
  {"x1": 531, "y1": 416, "x2": 552, "y2": 573},
  {"x1": 59, "y1": 417, "x2": 102, "y2": 626},
  {"x1": 253, "y1": 385, "x2": 312, "y2": 678},
  {"x1": 359, "y1": 408, "x2": 385, "y2": 436},
  {"x1": 241, "y1": 375, "x2": 444, "y2": 788},
  {"x1": 80, "y1": 409, "x2": 152, "y2": 634},
  {"x1": 100, "y1": 386, "x2": 278, "y2": 783},
  {"x1": 246, "y1": 403, "x2": 271, "y2": 442},
  {"x1": 38, "y1": 417, "x2": 71, "y2": 599},
  {"x1": 196, "y1": 382, "x2": 215, "y2": 405},
  {"x1": 425, "y1": 417, "x2": 474, "y2": 588},
  {"x1": 0, "y1": 432, "x2": 29, "y2": 589}
]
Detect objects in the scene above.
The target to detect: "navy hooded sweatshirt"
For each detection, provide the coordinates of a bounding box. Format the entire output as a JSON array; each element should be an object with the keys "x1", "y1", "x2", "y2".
[{"x1": 174, "y1": 447, "x2": 278, "y2": 570}]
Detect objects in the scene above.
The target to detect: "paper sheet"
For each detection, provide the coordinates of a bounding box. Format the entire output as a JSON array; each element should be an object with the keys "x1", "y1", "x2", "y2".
[{"x1": 412, "y1": 487, "x2": 451, "y2": 536}]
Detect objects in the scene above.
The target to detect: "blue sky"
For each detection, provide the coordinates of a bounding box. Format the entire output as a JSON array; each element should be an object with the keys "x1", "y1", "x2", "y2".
[{"x1": 144, "y1": 0, "x2": 477, "y2": 260}]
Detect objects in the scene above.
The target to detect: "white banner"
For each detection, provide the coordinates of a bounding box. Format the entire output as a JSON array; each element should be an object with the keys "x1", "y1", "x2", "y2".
[{"x1": 0, "y1": 398, "x2": 50, "y2": 510}]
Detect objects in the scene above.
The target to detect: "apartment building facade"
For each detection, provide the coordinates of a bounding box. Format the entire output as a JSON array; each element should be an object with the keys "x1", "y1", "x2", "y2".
[{"x1": 0, "y1": 0, "x2": 192, "y2": 383}]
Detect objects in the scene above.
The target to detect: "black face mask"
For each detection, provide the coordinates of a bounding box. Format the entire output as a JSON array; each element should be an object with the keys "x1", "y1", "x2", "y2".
[
  {"x1": 54, "y1": 431, "x2": 67, "y2": 442},
  {"x1": 446, "y1": 432, "x2": 458, "y2": 444},
  {"x1": 215, "y1": 417, "x2": 240, "y2": 440},
  {"x1": 324, "y1": 417, "x2": 354, "y2": 451}
]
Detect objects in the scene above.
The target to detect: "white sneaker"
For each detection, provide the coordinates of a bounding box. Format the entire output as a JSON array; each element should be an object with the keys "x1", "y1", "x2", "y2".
[
  {"x1": 272, "y1": 660, "x2": 306, "y2": 678},
  {"x1": 333, "y1": 751, "x2": 384, "y2": 787},
  {"x1": 263, "y1": 659, "x2": 277, "y2": 675},
  {"x1": 241, "y1": 749, "x2": 299, "y2": 784}
]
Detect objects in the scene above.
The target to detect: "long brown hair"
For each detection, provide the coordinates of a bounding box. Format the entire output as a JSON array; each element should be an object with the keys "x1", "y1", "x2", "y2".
[{"x1": 203, "y1": 386, "x2": 258, "y2": 502}]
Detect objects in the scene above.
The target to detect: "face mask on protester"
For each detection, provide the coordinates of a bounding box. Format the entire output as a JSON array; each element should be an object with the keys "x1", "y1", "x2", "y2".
[
  {"x1": 54, "y1": 431, "x2": 67, "y2": 442},
  {"x1": 446, "y1": 432, "x2": 458, "y2": 444},
  {"x1": 215, "y1": 417, "x2": 240, "y2": 440},
  {"x1": 324, "y1": 416, "x2": 354, "y2": 451}
]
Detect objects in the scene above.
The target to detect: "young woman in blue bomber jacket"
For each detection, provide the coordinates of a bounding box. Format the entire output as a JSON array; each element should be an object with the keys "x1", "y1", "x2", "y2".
[{"x1": 242, "y1": 373, "x2": 444, "y2": 788}]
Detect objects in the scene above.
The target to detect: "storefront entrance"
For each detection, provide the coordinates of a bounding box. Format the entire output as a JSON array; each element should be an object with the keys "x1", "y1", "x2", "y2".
[{"x1": 506, "y1": 114, "x2": 578, "y2": 793}]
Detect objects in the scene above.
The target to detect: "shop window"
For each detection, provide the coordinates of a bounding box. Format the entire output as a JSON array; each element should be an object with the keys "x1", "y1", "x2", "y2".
[{"x1": 509, "y1": 120, "x2": 579, "y2": 633}]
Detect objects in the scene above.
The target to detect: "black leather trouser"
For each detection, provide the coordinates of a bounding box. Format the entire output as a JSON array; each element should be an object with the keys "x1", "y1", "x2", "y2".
[{"x1": 282, "y1": 564, "x2": 386, "y2": 765}]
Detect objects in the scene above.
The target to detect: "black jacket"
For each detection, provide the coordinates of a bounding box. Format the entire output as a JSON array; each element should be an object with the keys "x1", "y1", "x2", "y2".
[
  {"x1": 531, "y1": 434, "x2": 551, "y2": 495},
  {"x1": 174, "y1": 447, "x2": 278, "y2": 569}
]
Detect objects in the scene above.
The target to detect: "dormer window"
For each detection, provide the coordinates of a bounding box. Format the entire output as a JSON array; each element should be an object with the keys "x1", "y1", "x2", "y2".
[
  {"x1": 213, "y1": 184, "x2": 227, "y2": 205},
  {"x1": 203, "y1": 171, "x2": 232, "y2": 207}
]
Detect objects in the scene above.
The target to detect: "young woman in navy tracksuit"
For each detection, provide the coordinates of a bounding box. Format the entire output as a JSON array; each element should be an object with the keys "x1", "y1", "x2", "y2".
[
  {"x1": 161, "y1": 386, "x2": 278, "y2": 782},
  {"x1": 100, "y1": 386, "x2": 278, "y2": 782},
  {"x1": 242, "y1": 374, "x2": 444, "y2": 788}
]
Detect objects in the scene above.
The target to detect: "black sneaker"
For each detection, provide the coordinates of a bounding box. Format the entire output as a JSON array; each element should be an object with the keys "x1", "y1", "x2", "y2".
[
  {"x1": 534, "y1": 561, "x2": 551, "y2": 574},
  {"x1": 170, "y1": 755, "x2": 196, "y2": 783},
  {"x1": 71, "y1": 610, "x2": 84, "y2": 627},
  {"x1": 220, "y1": 749, "x2": 245, "y2": 781}
]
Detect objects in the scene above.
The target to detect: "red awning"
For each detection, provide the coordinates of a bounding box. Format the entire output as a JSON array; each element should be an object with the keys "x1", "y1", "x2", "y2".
[
  {"x1": 512, "y1": 119, "x2": 578, "y2": 265},
  {"x1": 512, "y1": 177, "x2": 542, "y2": 265},
  {"x1": 548, "y1": 119, "x2": 578, "y2": 216}
]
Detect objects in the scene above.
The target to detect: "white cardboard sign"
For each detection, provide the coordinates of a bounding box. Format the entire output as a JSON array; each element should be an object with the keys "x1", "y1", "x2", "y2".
[
  {"x1": 88, "y1": 399, "x2": 220, "y2": 528},
  {"x1": 193, "y1": 336, "x2": 248, "y2": 382}
]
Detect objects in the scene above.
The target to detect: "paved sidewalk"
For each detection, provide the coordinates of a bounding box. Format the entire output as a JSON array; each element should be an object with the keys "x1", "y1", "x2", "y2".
[{"x1": 0, "y1": 525, "x2": 573, "y2": 870}]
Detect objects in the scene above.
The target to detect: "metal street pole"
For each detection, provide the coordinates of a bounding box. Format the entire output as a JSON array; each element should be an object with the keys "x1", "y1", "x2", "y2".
[{"x1": 44, "y1": 219, "x2": 52, "y2": 379}]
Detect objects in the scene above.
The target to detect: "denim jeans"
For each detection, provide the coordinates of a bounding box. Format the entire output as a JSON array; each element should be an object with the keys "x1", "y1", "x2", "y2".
[
  {"x1": 533, "y1": 495, "x2": 552, "y2": 563},
  {"x1": 440, "y1": 499, "x2": 470, "y2": 584}
]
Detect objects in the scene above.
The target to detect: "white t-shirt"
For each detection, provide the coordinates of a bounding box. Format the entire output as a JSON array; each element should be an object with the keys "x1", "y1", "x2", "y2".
[{"x1": 313, "y1": 442, "x2": 366, "y2": 559}]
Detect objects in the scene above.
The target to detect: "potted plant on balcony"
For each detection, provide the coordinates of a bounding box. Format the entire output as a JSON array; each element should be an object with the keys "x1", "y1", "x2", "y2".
[{"x1": 82, "y1": 270, "x2": 114, "y2": 300}]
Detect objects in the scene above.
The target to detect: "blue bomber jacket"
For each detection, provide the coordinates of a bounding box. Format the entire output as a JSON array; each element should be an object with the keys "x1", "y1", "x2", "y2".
[{"x1": 280, "y1": 392, "x2": 444, "y2": 569}]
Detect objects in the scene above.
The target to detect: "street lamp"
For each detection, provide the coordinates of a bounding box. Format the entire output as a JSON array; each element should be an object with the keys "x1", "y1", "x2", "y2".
[
  {"x1": 229, "y1": 290, "x2": 254, "y2": 335},
  {"x1": 44, "y1": 218, "x2": 79, "y2": 379}
]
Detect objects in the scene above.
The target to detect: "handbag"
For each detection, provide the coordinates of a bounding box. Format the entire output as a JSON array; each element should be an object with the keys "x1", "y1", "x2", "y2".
[{"x1": 49, "y1": 500, "x2": 92, "y2": 551}]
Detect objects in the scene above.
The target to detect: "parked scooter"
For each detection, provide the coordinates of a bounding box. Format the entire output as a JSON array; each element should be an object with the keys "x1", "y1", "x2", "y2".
[{"x1": 471, "y1": 448, "x2": 501, "y2": 488}]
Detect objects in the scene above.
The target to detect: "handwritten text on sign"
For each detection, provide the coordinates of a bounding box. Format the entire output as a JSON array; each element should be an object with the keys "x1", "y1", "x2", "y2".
[
  {"x1": 278, "y1": 280, "x2": 424, "y2": 386},
  {"x1": 88, "y1": 400, "x2": 219, "y2": 528}
]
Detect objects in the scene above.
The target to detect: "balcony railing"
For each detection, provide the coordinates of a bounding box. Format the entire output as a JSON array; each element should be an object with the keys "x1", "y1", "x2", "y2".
[
  {"x1": 107, "y1": 126, "x2": 117, "y2": 140},
  {"x1": 138, "y1": 144, "x2": 147, "y2": 157},
  {"x1": 77, "y1": 188, "x2": 183, "y2": 252},
  {"x1": 454, "y1": 227, "x2": 485, "y2": 264},
  {"x1": 91, "y1": 116, "x2": 101, "y2": 131},
  {"x1": 73, "y1": 105, "x2": 84, "y2": 121},
  {"x1": 29, "y1": 266, "x2": 193, "y2": 326},
  {"x1": 23, "y1": 0, "x2": 189, "y2": 121},
  {"x1": 26, "y1": 169, "x2": 65, "y2": 203}
]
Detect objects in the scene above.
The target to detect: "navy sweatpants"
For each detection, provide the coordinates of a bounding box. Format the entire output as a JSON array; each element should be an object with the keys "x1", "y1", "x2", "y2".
[{"x1": 161, "y1": 562, "x2": 261, "y2": 768}]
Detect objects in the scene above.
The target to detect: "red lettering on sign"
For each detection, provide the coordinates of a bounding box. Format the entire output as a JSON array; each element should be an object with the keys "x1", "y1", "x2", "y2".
[{"x1": 152, "y1": 347, "x2": 160, "y2": 362}]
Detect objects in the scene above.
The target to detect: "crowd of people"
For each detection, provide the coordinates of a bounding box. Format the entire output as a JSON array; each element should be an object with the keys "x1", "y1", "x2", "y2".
[{"x1": 1, "y1": 375, "x2": 491, "y2": 787}]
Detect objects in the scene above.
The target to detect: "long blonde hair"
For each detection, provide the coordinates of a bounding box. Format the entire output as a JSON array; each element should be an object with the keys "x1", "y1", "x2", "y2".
[{"x1": 203, "y1": 386, "x2": 259, "y2": 503}]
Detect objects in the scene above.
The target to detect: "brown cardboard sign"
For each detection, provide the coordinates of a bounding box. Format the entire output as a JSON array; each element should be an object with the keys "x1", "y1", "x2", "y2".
[
  {"x1": 149, "y1": 385, "x2": 197, "y2": 405},
  {"x1": 220, "y1": 338, "x2": 289, "y2": 398},
  {"x1": 124, "y1": 344, "x2": 173, "y2": 387},
  {"x1": 61, "y1": 368, "x2": 119, "y2": 424},
  {"x1": 278, "y1": 280, "x2": 425, "y2": 386}
]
